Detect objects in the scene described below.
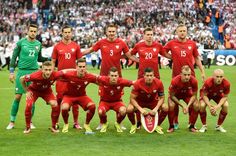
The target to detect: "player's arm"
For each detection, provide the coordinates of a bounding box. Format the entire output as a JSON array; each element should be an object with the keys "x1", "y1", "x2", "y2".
[
  {"x1": 130, "y1": 93, "x2": 148, "y2": 115},
  {"x1": 82, "y1": 47, "x2": 93, "y2": 56},
  {"x1": 151, "y1": 95, "x2": 164, "y2": 115},
  {"x1": 195, "y1": 56, "x2": 205, "y2": 82},
  {"x1": 20, "y1": 76, "x2": 28, "y2": 91},
  {"x1": 9, "y1": 42, "x2": 21, "y2": 83},
  {"x1": 185, "y1": 92, "x2": 197, "y2": 114},
  {"x1": 213, "y1": 95, "x2": 228, "y2": 114},
  {"x1": 125, "y1": 51, "x2": 139, "y2": 63},
  {"x1": 170, "y1": 92, "x2": 184, "y2": 108}
]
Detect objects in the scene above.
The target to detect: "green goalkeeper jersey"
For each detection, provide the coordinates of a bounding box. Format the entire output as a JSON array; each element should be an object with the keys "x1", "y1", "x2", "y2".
[{"x1": 10, "y1": 37, "x2": 45, "y2": 70}]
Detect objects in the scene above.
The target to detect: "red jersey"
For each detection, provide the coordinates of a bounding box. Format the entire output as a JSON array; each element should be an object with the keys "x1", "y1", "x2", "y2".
[
  {"x1": 164, "y1": 39, "x2": 199, "y2": 78},
  {"x1": 62, "y1": 71, "x2": 97, "y2": 97},
  {"x1": 200, "y1": 77, "x2": 230, "y2": 99},
  {"x1": 25, "y1": 71, "x2": 62, "y2": 91},
  {"x1": 92, "y1": 38, "x2": 129, "y2": 77},
  {"x1": 97, "y1": 76, "x2": 133, "y2": 102},
  {"x1": 132, "y1": 78, "x2": 164, "y2": 103},
  {"x1": 131, "y1": 41, "x2": 164, "y2": 79},
  {"x1": 51, "y1": 41, "x2": 82, "y2": 70},
  {"x1": 169, "y1": 75, "x2": 198, "y2": 99}
]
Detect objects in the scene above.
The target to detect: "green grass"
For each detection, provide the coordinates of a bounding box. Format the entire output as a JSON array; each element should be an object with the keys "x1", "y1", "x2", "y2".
[{"x1": 0, "y1": 65, "x2": 236, "y2": 156}]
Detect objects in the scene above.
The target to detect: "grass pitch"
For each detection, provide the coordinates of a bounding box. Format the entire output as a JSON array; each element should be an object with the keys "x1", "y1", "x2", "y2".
[{"x1": 0, "y1": 65, "x2": 236, "y2": 156}]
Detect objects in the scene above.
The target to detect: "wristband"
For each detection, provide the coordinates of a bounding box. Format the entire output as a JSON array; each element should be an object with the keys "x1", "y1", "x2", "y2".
[{"x1": 10, "y1": 67, "x2": 14, "y2": 74}]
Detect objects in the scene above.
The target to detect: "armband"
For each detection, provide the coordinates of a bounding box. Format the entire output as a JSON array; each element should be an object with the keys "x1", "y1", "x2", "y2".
[{"x1": 10, "y1": 67, "x2": 14, "y2": 74}]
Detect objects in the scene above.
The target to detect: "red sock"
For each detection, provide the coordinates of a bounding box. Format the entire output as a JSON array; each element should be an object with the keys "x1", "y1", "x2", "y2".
[
  {"x1": 136, "y1": 111, "x2": 141, "y2": 123},
  {"x1": 55, "y1": 97, "x2": 62, "y2": 123},
  {"x1": 188, "y1": 107, "x2": 193, "y2": 124},
  {"x1": 51, "y1": 106, "x2": 59, "y2": 128},
  {"x1": 98, "y1": 108, "x2": 107, "y2": 124},
  {"x1": 62, "y1": 109, "x2": 69, "y2": 124},
  {"x1": 25, "y1": 101, "x2": 33, "y2": 129},
  {"x1": 158, "y1": 110, "x2": 168, "y2": 126},
  {"x1": 86, "y1": 105, "x2": 95, "y2": 124},
  {"x1": 173, "y1": 105, "x2": 179, "y2": 124},
  {"x1": 217, "y1": 110, "x2": 227, "y2": 125},
  {"x1": 168, "y1": 109, "x2": 175, "y2": 127},
  {"x1": 128, "y1": 112, "x2": 135, "y2": 125},
  {"x1": 72, "y1": 104, "x2": 79, "y2": 124},
  {"x1": 190, "y1": 109, "x2": 198, "y2": 126},
  {"x1": 117, "y1": 112, "x2": 126, "y2": 124},
  {"x1": 200, "y1": 111, "x2": 207, "y2": 125}
]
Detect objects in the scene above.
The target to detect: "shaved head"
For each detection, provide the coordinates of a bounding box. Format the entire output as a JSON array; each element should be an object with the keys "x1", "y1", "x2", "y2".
[{"x1": 213, "y1": 69, "x2": 224, "y2": 85}]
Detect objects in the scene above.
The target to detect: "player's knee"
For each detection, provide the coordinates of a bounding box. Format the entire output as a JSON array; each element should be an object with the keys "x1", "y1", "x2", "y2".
[
  {"x1": 119, "y1": 106, "x2": 126, "y2": 116},
  {"x1": 98, "y1": 108, "x2": 106, "y2": 116},
  {"x1": 15, "y1": 94, "x2": 22, "y2": 101},
  {"x1": 61, "y1": 103, "x2": 70, "y2": 110},
  {"x1": 126, "y1": 104, "x2": 134, "y2": 113},
  {"x1": 222, "y1": 101, "x2": 229, "y2": 112},
  {"x1": 49, "y1": 100, "x2": 57, "y2": 107},
  {"x1": 199, "y1": 100, "x2": 206, "y2": 112},
  {"x1": 87, "y1": 103, "x2": 96, "y2": 112},
  {"x1": 161, "y1": 104, "x2": 168, "y2": 112}
]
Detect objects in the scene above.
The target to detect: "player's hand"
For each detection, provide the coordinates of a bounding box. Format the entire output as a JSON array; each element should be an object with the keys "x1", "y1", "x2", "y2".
[
  {"x1": 183, "y1": 106, "x2": 188, "y2": 114},
  {"x1": 9, "y1": 73, "x2": 15, "y2": 83},
  {"x1": 150, "y1": 110, "x2": 157, "y2": 115},
  {"x1": 26, "y1": 91, "x2": 33, "y2": 100},
  {"x1": 140, "y1": 109, "x2": 148, "y2": 116},
  {"x1": 209, "y1": 106, "x2": 217, "y2": 116},
  {"x1": 201, "y1": 73, "x2": 206, "y2": 82}
]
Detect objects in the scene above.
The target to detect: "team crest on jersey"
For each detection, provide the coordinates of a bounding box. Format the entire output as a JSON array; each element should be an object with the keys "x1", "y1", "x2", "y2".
[
  {"x1": 174, "y1": 46, "x2": 177, "y2": 49},
  {"x1": 188, "y1": 87, "x2": 192, "y2": 89},
  {"x1": 188, "y1": 46, "x2": 192, "y2": 50},
  {"x1": 115, "y1": 45, "x2": 119, "y2": 49},
  {"x1": 70, "y1": 81, "x2": 75, "y2": 84},
  {"x1": 219, "y1": 90, "x2": 223, "y2": 93},
  {"x1": 35, "y1": 46, "x2": 39, "y2": 50},
  {"x1": 71, "y1": 48, "x2": 75, "y2": 52},
  {"x1": 153, "y1": 48, "x2": 156, "y2": 52},
  {"x1": 147, "y1": 94, "x2": 151, "y2": 98},
  {"x1": 117, "y1": 86, "x2": 121, "y2": 90},
  {"x1": 84, "y1": 81, "x2": 88, "y2": 85},
  {"x1": 37, "y1": 83, "x2": 41, "y2": 85},
  {"x1": 153, "y1": 90, "x2": 157, "y2": 93}
]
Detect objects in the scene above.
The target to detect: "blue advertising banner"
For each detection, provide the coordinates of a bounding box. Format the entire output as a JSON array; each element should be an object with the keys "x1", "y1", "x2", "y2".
[{"x1": 213, "y1": 50, "x2": 236, "y2": 66}]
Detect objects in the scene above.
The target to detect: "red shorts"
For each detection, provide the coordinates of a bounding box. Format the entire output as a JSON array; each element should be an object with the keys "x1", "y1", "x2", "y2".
[
  {"x1": 27, "y1": 89, "x2": 56, "y2": 106},
  {"x1": 56, "y1": 80, "x2": 67, "y2": 99},
  {"x1": 200, "y1": 96, "x2": 222, "y2": 104},
  {"x1": 62, "y1": 95, "x2": 94, "y2": 111},
  {"x1": 98, "y1": 101, "x2": 125, "y2": 113},
  {"x1": 137, "y1": 100, "x2": 158, "y2": 110}
]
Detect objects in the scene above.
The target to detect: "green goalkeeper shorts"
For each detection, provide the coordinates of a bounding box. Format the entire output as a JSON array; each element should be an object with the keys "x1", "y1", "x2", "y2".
[{"x1": 15, "y1": 69, "x2": 37, "y2": 94}]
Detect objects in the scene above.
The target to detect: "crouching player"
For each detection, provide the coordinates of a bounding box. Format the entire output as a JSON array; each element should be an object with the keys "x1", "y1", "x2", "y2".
[
  {"x1": 199, "y1": 69, "x2": 230, "y2": 133},
  {"x1": 97, "y1": 67, "x2": 133, "y2": 133},
  {"x1": 60, "y1": 58, "x2": 97, "y2": 134},
  {"x1": 127, "y1": 67, "x2": 168, "y2": 134},
  {"x1": 20, "y1": 61, "x2": 62, "y2": 134},
  {"x1": 167, "y1": 65, "x2": 199, "y2": 133}
]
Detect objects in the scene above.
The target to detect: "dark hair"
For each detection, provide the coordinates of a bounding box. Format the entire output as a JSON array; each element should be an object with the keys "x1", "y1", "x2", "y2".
[
  {"x1": 105, "y1": 23, "x2": 118, "y2": 31},
  {"x1": 144, "y1": 67, "x2": 154, "y2": 74},
  {"x1": 42, "y1": 61, "x2": 52, "y2": 66},
  {"x1": 109, "y1": 66, "x2": 118, "y2": 73},
  {"x1": 76, "y1": 58, "x2": 86, "y2": 64},
  {"x1": 62, "y1": 24, "x2": 72, "y2": 32},
  {"x1": 143, "y1": 27, "x2": 153, "y2": 34},
  {"x1": 29, "y1": 23, "x2": 38, "y2": 29}
]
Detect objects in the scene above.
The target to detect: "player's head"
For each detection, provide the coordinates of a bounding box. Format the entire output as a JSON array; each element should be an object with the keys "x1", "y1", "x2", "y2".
[
  {"x1": 105, "y1": 24, "x2": 117, "y2": 41},
  {"x1": 144, "y1": 67, "x2": 154, "y2": 85},
  {"x1": 108, "y1": 67, "x2": 119, "y2": 84},
  {"x1": 180, "y1": 65, "x2": 191, "y2": 82},
  {"x1": 28, "y1": 23, "x2": 38, "y2": 40},
  {"x1": 143, "y1": 27, "x2": 153, "y2": 44},
  {"x1": 176, "y1": 23, "x2": 187, "y2": 41},
  {"x1": 76, "y1": 58, "x2": 86, "y2": 77},
  {"x1": 213, "y1": 69, "x2": 224, "y2": 85},
  {"x1": 62, "y1": 24, "x2": 72, "y2": 41},
  {"x1": 42, "y1": 61, "x2": 53, "y2": 79}
]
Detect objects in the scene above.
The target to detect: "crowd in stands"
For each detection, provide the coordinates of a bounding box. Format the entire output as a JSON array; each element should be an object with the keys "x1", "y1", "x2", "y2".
[{"x1": 0, "y1": 0, "x2": 235, "y2": 69}]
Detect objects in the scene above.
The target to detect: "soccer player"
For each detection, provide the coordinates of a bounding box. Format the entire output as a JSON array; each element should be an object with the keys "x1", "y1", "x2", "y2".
[
  {"x1": 82, "y1": 23, "x2": 138, "y2": 77},
  {"x1": 97, "y1": 67, "x2": 133, "y2": 133},
  {"x1": 51, "y1": 24, "x2": 82, "y2": 130},
  {"x1": 20, "y1": 61, "x2": 62, "y2": 134},
  {"x1": 199, "y1": 69, "x2": 230, "y2": 133},
  {"x1": 130, "y1": 27, "x2": 171, "y2": 129},
  {"x1": 127, "y1": 67, "x2": 168, "y2": 134},
  {"x1": 130, "y1": 27, "x2": 171, "y2": 79},
  {"x1": 60, "y1": 58, "x2": 96, "y2": 134},
  {"x1": 164, "y1": 23, "x2": 205, "y2": 129},
  {"x1": 167, "y1": 65, "x2": 199, "y2": 133},
  {"x1": 7, "y1": 23, "x2": 48, "y2": 130}
]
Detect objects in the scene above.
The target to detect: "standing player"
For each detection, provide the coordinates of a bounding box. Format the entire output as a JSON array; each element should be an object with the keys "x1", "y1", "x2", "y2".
[
  {"x1": 82, "y1": 23, "x2": 138, "y2": 77},
  {"x1": 51, "y1": 25, "x2": 82, "y2": 130},
  {"x1": 167, "y1": 65, "x2": 199, "y2": 133},
  {"x1": 97, "y1": 67, "x2": 133, "y2": 133},
  {"x1": 130, "y1": 27, "x2": 171, "y2": 79},
  {"x1": 7, "y1": 23, "x2": 47, "y2": 130},
  {"x1": 127, "y1": 68, "x2": 168, "y2": 134},
  {"x1": 130, "y1": 27, "x2": 171, "y2": 129},
  {"x1": 60, "y1": 58, "x2": 97, "y2": 134},
  {"x1": 164, "y1": 23, "x2": 205, "y2": 129},
  {"x1": 20, "y1": 61, "x2": 62, "y2": 133},
  {"x1": 199, "y1": 69, "x2": 230, "y2": 133}
]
